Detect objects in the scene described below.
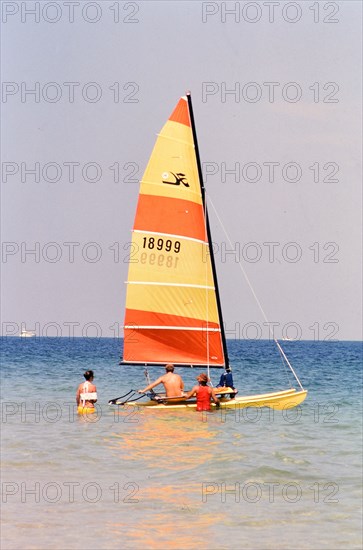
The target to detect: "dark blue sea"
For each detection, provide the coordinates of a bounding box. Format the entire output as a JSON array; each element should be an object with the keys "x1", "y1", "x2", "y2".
[{"x1": 1, "y1": 338, "x2": 362, "y2": 550}]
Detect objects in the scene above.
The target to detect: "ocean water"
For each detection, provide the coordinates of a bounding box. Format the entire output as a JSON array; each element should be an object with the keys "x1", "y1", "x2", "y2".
[{"x1": 1, "y1": 337, "x2": 362, "y2": 550}]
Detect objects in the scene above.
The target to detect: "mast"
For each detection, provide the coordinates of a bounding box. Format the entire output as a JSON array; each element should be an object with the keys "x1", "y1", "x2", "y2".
[{"x1": 186, "y1": 92, "x2": 230, "y2": 369}]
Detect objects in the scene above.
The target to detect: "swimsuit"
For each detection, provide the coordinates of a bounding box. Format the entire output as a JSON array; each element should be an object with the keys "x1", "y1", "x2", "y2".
[
  {"x1": 78, "y1": 381, "x2": 97, "y2": 414},
  {"x1": 196, "y1": 385, "x2": 211, "y2": 411}
]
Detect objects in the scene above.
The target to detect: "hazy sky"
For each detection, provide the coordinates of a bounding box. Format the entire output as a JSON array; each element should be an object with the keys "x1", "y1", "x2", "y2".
[{"x1": 1, "y1": 0, "x2": 362, "y2": 341}]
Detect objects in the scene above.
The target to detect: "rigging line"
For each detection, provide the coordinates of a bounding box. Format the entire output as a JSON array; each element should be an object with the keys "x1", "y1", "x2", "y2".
[
  {"x1": 277, "y1": 344, "x2": 294, "y2": 388},
  {"x1": 208, "y1": 197, "x2": 304, "y2": 391},
  {"x1": 144, "y1": 367, "x2": 151, "y2": 386},
  {"x1": 275, "y1": 340, "x2": 304, "y2": 390}
]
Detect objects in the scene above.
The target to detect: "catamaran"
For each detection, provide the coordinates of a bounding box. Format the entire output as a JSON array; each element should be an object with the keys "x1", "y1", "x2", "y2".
[{"x1": 109, "y1": 93, "x2": 307, "y2": 410}]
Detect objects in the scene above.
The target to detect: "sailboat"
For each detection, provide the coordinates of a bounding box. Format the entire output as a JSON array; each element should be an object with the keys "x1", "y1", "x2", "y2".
[
  {"x1": 19, "y1": 330, "x2": 36, "y2": 338},
  {"x1": 110, "y1": 93, "x2": 307, "y2": 410}
]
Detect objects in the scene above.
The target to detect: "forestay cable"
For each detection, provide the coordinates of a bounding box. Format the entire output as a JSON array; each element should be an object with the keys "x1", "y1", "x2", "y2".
[{"x1": 208, "y1": 196, "x2": 304, "y2": 391}]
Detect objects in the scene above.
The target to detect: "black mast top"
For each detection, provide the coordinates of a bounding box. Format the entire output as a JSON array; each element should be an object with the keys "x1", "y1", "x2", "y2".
[{"x1": 186, "y1": 92, "x2": 229, "y2": 369}]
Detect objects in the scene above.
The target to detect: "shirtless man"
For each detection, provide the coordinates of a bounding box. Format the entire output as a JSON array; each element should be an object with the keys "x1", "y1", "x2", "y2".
[
  {"x1": 138, "y1": 364, "x2": 184, "y2": 397},
  {"x1": 76, "y1": 370, "x2": 97, "y2": 410}
]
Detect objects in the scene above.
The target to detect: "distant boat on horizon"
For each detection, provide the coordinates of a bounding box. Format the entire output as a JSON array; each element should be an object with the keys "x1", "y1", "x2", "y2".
[{"x1": 20, "y1": 330, "x2": 36, "y2": 338}]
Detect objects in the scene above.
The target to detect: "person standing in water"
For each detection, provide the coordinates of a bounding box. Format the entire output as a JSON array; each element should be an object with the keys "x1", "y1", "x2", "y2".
[
  {"x1": 76, "y1": 370, "x2": 97, "y2": 412},
  {"x1": 185, "y1": 373, "x2": 220, "y2": 411}
]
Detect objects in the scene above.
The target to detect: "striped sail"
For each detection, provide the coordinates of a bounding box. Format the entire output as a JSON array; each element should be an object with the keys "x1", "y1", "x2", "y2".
[{"x1": 123, "y1": 95, "x2": 226, "y2": 367}]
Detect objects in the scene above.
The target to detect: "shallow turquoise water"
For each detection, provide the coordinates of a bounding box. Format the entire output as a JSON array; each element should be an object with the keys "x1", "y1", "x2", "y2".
[{"x1": 1, "y1": 338, "x2": 362, "y2": 549}]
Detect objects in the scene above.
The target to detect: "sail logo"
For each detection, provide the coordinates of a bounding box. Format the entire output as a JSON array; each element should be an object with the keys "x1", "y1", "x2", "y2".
[{"x1": 162, "y1": 171, "x2": 189, "y2": 187}]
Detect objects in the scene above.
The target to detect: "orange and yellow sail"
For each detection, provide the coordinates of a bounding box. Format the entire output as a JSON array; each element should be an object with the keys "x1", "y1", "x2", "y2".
[{"x1": 123, "y1": 96, "x2": 226, "y2": 367}]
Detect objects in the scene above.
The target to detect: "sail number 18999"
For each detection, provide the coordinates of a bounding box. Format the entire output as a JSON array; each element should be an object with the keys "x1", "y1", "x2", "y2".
[
  {"x1": 140, "y1": 236, "x2": 181, "y2": 269},
  {"x1": 142, "y1": 237, "x2": 181, "y2": 254}
]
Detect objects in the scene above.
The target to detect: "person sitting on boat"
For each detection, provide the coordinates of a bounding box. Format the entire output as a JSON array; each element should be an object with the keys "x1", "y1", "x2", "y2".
[
  {"x1": 184, "y1": 373, "x2": 220, "y2": 411},
  {"x1": 138, "y1": 364, "x2": 184, "y2": 398},
  {"x1": 216, "y1": 366, "x2": 237, "y2": 397},
  {"x1": 76, "y1": 370, "x2": 97, "y2": 412}
]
